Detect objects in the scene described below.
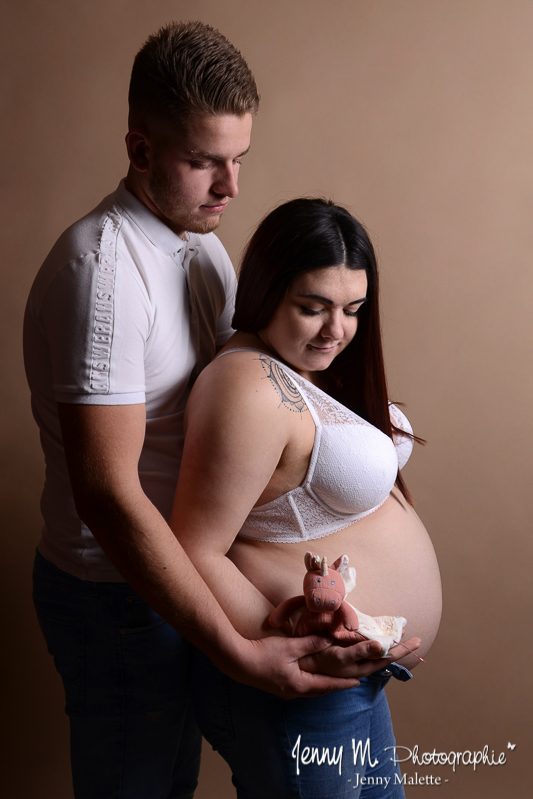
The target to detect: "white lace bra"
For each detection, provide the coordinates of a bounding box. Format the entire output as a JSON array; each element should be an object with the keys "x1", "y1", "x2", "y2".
[{"x1": 217, "y1": 348, "x2": 413, "y2": 543}]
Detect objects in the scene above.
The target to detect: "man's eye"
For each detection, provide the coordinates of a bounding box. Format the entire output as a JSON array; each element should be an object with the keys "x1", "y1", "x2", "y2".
[
  {"x1": 300, "y1": 306, "x2": 322, "y2": 316},
  {"x1": 191, "y1": 161, "x2": 212, "y2": 170}
]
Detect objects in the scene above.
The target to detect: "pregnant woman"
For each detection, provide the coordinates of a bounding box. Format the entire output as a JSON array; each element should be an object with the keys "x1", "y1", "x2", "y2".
[{"x1": 170, "y1": 198, "x2": 442, "y2": 798}]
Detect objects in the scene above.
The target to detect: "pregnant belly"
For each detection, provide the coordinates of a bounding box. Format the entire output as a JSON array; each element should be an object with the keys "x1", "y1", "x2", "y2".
[{"x1": 228, "y1": 491, "x2": 442, "y2": 669}]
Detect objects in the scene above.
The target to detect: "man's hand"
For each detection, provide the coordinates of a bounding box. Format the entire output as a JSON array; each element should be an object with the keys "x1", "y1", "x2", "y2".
[
  {"x1": 216, "y1": 634, "x2": 365, "y2": 699},
  {"x1": 215, "y1": 635, "x2": 421, "y2": 699},
  {"x1": 298, "y1": 636, "x2": 422, "y2": 679}
]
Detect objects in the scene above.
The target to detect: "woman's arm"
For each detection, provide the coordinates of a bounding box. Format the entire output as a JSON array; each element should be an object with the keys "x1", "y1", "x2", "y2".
[
  {"x1": 170, "y1": 351, "x2": 423, "y2": 675},
  {"x1": 170, "y1": 351, "x2": 300, "y2": 639}
]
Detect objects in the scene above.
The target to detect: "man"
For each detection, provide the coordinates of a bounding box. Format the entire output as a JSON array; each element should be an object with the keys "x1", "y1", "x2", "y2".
[{"x1": 24, "y1": 21, "x2": 394, "y2": 799}]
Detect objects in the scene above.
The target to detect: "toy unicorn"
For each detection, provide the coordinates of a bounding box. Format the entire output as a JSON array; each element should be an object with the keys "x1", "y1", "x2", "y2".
[{"x1": 268, "y1": 552, "x2": 407, "y2": 656}]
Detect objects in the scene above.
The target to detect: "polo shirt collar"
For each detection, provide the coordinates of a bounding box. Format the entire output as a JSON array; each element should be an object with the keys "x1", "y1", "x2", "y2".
[{"x1": 114, "y1": 179, "x2": 201, "y2": 259}]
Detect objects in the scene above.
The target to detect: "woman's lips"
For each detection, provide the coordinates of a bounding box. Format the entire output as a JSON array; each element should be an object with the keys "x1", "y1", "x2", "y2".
[{"x1": 307, "y1": 344, "x2": 338, "y2": 352}]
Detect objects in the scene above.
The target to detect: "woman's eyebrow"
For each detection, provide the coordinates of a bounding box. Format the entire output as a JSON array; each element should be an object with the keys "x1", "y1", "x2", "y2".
[{"x1": 295, "y1": 293, "x2": 367, "y2": 305}]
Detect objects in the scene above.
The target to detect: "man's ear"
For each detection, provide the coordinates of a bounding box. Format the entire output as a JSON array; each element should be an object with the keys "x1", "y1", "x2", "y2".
[{"x1": 125, "y1": 130, "x2": 150, "y2": 173}]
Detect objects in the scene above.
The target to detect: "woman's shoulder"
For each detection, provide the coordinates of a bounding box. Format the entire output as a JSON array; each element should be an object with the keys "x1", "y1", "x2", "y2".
[
  {"x1": 199, "y1": 347, "x2": 273, "y2": 389},
  {"x1": 215, "y1": 346, "x2": 269, "y2": 370},
  {"x1": 188, "y1": 347, "x2": 307, "y2": 427}
]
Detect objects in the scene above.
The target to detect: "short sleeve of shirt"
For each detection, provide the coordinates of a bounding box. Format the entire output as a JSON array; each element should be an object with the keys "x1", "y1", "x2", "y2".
[
  {"x1": 39, "y1": 250, "x2": 151, "y2": 406},
  {"x1": 200, "y1": 233, "x2": 237, "y2": 347}
]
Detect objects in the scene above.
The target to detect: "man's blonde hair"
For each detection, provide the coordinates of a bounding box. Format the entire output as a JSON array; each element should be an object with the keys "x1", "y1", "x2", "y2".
[{"x1": 128, "y1": 20, "x2": 259, "y2": 129}]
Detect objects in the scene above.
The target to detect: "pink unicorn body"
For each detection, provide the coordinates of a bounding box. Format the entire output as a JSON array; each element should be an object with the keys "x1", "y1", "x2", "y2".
[{"x1": 269, "y1": 552, "x2": 367, "y2": 643}]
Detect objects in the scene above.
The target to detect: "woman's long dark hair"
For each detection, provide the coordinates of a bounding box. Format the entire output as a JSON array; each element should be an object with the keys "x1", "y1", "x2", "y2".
[{"x1": 233, "y1": 197, "x2": 416, "y2": 504}]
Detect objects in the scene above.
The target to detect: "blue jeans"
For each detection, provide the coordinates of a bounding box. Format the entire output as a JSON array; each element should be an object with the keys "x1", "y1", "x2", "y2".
[
  {"x1": 192, "y1": 648, "x2": 409, "y2": 799},
  {"x1": 32, "y1": 550, "x2": 201, "y2": 799}
]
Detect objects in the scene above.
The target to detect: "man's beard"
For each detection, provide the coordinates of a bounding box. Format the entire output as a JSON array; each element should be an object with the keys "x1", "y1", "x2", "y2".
[{"x1": 149, "y1": 166, "x2": 221, "y2": 236}]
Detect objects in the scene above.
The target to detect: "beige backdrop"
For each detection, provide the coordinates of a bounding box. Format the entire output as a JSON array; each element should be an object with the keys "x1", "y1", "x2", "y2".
[{"x1": 2, "y1": 1, "x2": 532, "y2": 796}]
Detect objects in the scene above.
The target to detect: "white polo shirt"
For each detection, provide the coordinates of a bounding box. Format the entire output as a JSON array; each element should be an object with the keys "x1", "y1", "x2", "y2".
[{"x1": 24, "y1": 181, "x2": 237, "y2": 580}]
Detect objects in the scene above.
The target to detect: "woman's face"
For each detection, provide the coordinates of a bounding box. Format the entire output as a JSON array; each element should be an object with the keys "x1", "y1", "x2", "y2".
[{"x1": 259, "y1": 265, "x2": 368, "y2": 379}]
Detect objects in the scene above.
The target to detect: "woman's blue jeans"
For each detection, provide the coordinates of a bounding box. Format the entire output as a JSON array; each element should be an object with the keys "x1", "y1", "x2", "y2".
[
  {"x1": 32, "y1": 550, "x2": 201, "y2": 799},
  {"x1": 192, "y1": 647, "x2": 409, "y2": 799}
]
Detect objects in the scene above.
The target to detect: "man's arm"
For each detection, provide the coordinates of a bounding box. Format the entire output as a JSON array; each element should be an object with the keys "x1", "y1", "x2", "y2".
[{"x1": 58, "y1": 401, "x2": 376, "y2": 697}]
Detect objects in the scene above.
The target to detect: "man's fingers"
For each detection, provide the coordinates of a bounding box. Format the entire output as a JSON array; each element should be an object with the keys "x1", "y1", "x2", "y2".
[
  {"x1": 293, "y1": 673, "x2": 361, "y2": 698},
  {"x1": 330, "y1": 636, "x2": 422, "y2": 667},
  {"x1": 297, "y1": 636, "x2": 423, "y2": 679},
  {"x1": 292, "y1": 634, "x2": 384, "y2": 664},
  {"x1": 286, "y1": 633, "x2": 335, "y2": 660},
  {"x1": 297, "y1": 638, "x2": 381, "y2": 674},
  {"x1": 386, "y1": 637, "x2": 422, "y2": 661},
  {"x1": 241, "y1": 636, "x2": 362, "y2": 699},
  {"x1": 241, "y1": 635, "x2": 423, "y2": 698}
]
